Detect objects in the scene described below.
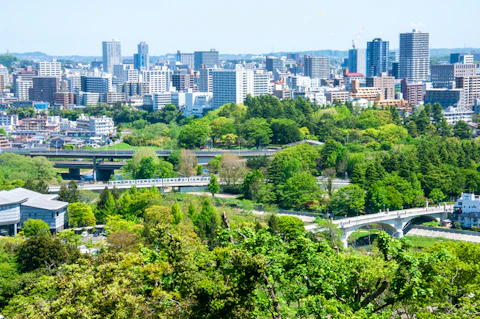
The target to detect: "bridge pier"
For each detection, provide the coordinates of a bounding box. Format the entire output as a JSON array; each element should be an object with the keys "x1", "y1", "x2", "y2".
[
  {"x1": 394, "y1": 229, "x2": 404, "y2": 239},
  {"x1": 69, "y1": 168, "x2": 81, "y2": 180},
  {"x1": 96, "y1": 169, "x2": 114, "y2": 182}
]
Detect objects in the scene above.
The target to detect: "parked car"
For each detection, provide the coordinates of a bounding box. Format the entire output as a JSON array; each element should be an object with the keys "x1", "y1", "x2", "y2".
[{"x1": 81, "y1": 231, "x2": 88, "y2": 237}]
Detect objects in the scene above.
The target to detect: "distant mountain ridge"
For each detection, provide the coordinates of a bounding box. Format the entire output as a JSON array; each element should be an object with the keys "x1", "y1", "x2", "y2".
[{"x1": 6, "y1": 48, "x2": 480, "y2": 63}]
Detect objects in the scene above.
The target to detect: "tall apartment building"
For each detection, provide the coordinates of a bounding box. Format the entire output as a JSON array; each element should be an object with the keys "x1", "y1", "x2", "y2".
[
  {"x1": 77, "y1": 114, "x2": 115, "y2": 136},
  {"x1": 13, "y1": 70, "x2": 36, "y2": 100},
  {"x1": 102, "y1": 40, "x2": 122, "y2": 74},
  {"x1": 455, "y1": 76, "x2": 480, "y2": 107},
  {"x1": 399, "y1": 30, "x2": 430, "y2": 82},
  {"x1": 431, "y1": 64, "x2": 477, "y2": 88},
  {"x1": 401, "y1": 78, "x2": 425, "y2": 106},
  {"x1": 54, "y1": 92, "x2": 75, "y2": 108},
  {"x1": 253, "y1": 70, "x2": 270, "y2": 97},
  {"x1": 30, "y1": 77, "x2": 60, "y2": 103},
  {"x1": 142, "y1": 68, "x2": 172, "y2": 94},
  {"x1": 303, "y1": 55, "x2": 329, "y2": 79},
  {"x1": 199, "y1": 67, "x2": 214, "y2": 92},
  {"x1": 366, "y1": 73, "x2": 395, "y2": 100},
  {"x1": 212, "y1": 65, "x2": 254, "y2": 109},
  {"x1": 36, "y1": 59, "x2": 62, "y2": 77},
  {"x1": 0, "y1": 65, "x2": 9, "y2": 84},
  {"x1": 348, "y1": 48, "x2": 366, "y2": 76},
  {"x1": 172, "y1": 73, "x2": 194, "y2": 92},
  {"x1": 176, "y1": 51, "x2": 195, "y2": 69},
  {"x1": 266, "y1": 57, "x2": 285, "y2": 72},
  {"x1": 194, "y1": 50, "x2": 219, "y2": 70},
  {"x1": 68, "y1": 75, "x2": 82, "y2": 93},
  {"x1": 134, "y1": 42, "x2": 149, "y2": 71},
  {"x1": 81, "y1": 74, "x2": 112, "y2": 93},
  {"x1": 121, "y1": 82, "x2": 149, "y2": 97},
  {"x1": 366, "y1": 38, "x2": 389, "y2": 77},
  {"x1": 0, "y1": 74, "x2": 4, "y2": 93}
]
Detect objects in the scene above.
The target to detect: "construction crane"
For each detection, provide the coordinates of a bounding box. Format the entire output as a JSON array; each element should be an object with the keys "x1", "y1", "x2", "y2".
[{"x1": 352, "y1": 26, "x2": 365, "y2": 49}]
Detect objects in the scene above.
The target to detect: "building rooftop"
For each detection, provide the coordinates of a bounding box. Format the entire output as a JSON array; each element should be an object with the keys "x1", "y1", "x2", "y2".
[{"x1": 0, "y1": 188, "x2": 67, "y2": 211}]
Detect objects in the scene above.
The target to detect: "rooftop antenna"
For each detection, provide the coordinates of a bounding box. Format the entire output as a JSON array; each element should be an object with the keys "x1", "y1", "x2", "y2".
[{"x1": 352, "y1": 26, "x2": 365, "y2": 49}]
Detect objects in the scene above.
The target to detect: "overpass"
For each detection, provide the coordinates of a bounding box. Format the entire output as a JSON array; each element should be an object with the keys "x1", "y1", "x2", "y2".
[
  {"x1": 1, "y1": 148, "x2": 278, "y2": 181},
  {"x1": 307, "y1": 203, "x2": 454, "y2": 248}
]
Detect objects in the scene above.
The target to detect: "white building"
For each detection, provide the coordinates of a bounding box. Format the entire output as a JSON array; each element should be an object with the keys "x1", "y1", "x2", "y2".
[
  {"x1": 36, "y1": 59, "x2": 62, "y2": 77},
  {"x1": 68, "y1": 75, "x2": 82, "y2": 93},
  {"x1": 15, "y1": 79, "x2": 32, "y2": 101},
  {"x1": 77, "y1": 114, "x2": 115, "y2": 136},
  {"x1": 253, "y1": 70, "x2": 271, "y2": 97},
  {"x1": 455, "y1": 193, "x2": 480, "y2": 228},
  {"x1": 184, "y1": 92, "x2": 213, "y2": 117},
  {"x1": 0, "y1": 65, "x2": 9, "y2": 84},
  {"x1": 0, "y1": 112, "x2": 19, "y2": 127},
  {"x1": 212, "y1": 65, "x2": 254, "y2": 109},
  {"x1": 442, "y1": 106, "x2": 473, "y2": 125},
  {"x1": 142, "y1": 67, "x2": 172, "y2": 94}
]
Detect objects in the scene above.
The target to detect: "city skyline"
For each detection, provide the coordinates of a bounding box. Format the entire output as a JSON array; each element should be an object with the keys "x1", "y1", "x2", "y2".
[{"x1": 1, "y1": 0, "x2": 479, "y2": 56}]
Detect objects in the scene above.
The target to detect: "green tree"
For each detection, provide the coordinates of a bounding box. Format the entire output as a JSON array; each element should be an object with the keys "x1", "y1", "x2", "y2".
[
  {"x1": 277, "y1": 216, "x2": 305, "y2": 241},
  {"x1": 58, "y1": 181, "x2": 80, "y2": 203},
  {"x1": 453, "y1": 120, "x2": 472, "y2": 139},
  {"x1": 241, "y1": 117, "x2": 273, "y2": 148},
  {"x1": 242, "y1": 170, "x2": 265, "y2": 201},
  {"x1": 207, "y1": 175, "x2": 220, "y2": 197},
  {"x1": 171, "y1": 201, "x2": 183, "y2": 225},
  {"x1": 279, "y1": 172, "x2": 324, "y2": 210},
  {"x1": 96, "y1": 187, "x2": 116, "y2": 223},
  {"x1": 21, "y1": 219, "x2": 50, "y2": 237},
  {"x1": 16, "y1": 235, "x2": 79, "y2": 273},
  {"x1": 68, "y1": 202, "x2": 96, "y2": 227},
  {"x1": 429, "y1": 188, "x2": 446, "y2": 203},
  {"x1": 329, "y1": 184, "x2": 366, "y2": 216},
  {"x1": 135, "y1": 156, "x2": 156, "y2": 179}
]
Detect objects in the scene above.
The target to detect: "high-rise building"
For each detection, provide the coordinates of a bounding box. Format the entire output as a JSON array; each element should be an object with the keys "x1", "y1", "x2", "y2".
[
  {"x1": 30, "y1": 77, "x2": 60, "y2": 103},
  {"x1": 81, "y1": 74, "x2": 113, "y2": 94},
  {"x1": 212, "y1": 65, "x2": 254, "y2": 109},
  {"x1": 0, "y1": 65, "x2": 9, "y2": 84},
  {"x1": 194, "y1": 50, "x2": 219, "y2": 70},
  {"x1": 401, "y1": 78, "x2": 425, "y2": 106},
  {"x1": 0, "y1": 74, "x2": 5, "y2": 93},
  {"x1": 36, "y1": 59, "x2": 62, "y2": 77},
  {"x1": 199, "y1": 67, "x2": 214, "y2": 93},
  {"x1": 425, "y1": 89, "x2": 465, "y2": 108},
  {"x1": 399, "y1": 30, "x2": 430, "y2": 82},
  {"x1": 455, "y1": 76, "x2": 480, "y2": 107},
  {"x1": 366, "y1": 73, "x2": 395, "y2": 100},
  {"x1": 134, "y1": 42, "x2": 149, "y2": 71},
  {"x1": 266, "y1": 57, "x2": 285, "y2": 72},
  {"x1": 366, "y1": 38, "x2": 389, "y2": 77},
  {"x1": 68, "y1": 75, "x2": 82, "y2": 93},
  {"x1": 54, "y1": 92, "x2": 75, "y2": 108},
  {"x1": 172, "y1": 73, "x2": 194, "y2": 92},
  {"x1": 303, "y1": 55, "x2": 329, "y2": 79},
  {"x1": 253, "y1": 70, "x2": 270, "y2": 97},
  {"x1": 348, "y1": 48, "x2": 366, "y2": 76},
  {"x1": 176, "y1": 51, "x2": 195, "y2": 69},
  {"x1": 431, "y1": 64, "x2": 477, "y2": 88},
  {"x1": 142, "y1": 67, "x2": 172, "y2": 94},
  {"x1": 102, "y1": 40, "x2": 122, "y2": 74}
]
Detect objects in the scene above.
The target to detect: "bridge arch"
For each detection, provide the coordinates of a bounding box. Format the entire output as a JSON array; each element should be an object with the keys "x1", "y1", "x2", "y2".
[{"x1": 340, "y1": 222, "x2": 401, "y2": 247}]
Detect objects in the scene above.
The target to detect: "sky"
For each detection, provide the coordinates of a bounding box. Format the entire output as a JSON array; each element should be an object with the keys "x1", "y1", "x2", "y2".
[{"x1": 2, "y1": 0, "x2": 479, "y2": 56}]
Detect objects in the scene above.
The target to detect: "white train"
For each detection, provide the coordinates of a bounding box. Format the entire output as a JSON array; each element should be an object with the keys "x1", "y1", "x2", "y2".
[{"x1": 108, "y1": 176, "x2": 211, "y2": 186}]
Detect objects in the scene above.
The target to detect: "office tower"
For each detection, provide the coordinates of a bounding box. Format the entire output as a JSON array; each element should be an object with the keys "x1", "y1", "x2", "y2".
[
  {"x1": 287, "y1": 53, "x2": 302, "y2": 64},
  {"x1": 30, "y1": 77, "x2": 60, "y2": 103},
  {"x1": 176, "y1": 51, "x2": 195, "y2": 69},
  {"x1": 303, "y1": 55, "x2": 330, "y2": 79},
  {"x1": 431, "y1": 64, "x2": 477, "y2": 88},
  {"x1": 81, "y1": 74, "x2": 113, "y2": 93},
  {"x1": 212, "y1": 65, "x2": 254, "y2": 109},
  {"x1": 0, "y1": 74, "x2": 4, "y2": 93},
  {"x1": 68, "y1": 75, "x2": 82, "y2": 93},
  {"x1": 401, "y1": 78, "x2": 425, "y2": 106},
  {"x1": 266, "y1": 57, "x2": 285, "y2": 72},
  {"x1": 399, "y1": 30, "x2": 430, "y2": 82},
  {"x1": 199, "y1": 67, "x2": 213, "y2": 92},
  {"x1": 392, "y1": 62, "x2": 400, "y2": 79},
  {"x1": 348, "y1": 48, "x2": 366, "y2": 75},
  {"x1": 425, "y1": 89, "x2": 465, "y2": 108},
  {"x1": 134, "y1": 41, "x2": 149, "y2": 71},
  {"x1": 194, "y1": 49, "x2": 219, "y2": 70},
  {"x1": 455, "y1": 76, "x2": 480, "y2": 107},
  {"x1": 102, "y1": 40, "x2": 122, "y2": 74},
  {"x1": 366, "y1": 38, "x2": 389, "y2": 77},
  {"x1": 36, "y1": 59, "x2": 62, "y2": 77},
  {"x1": 450, "y1": 53, "x2": 474, "y2": 64},
  {"x1": 142, "y1": 68, "x2": 172, "y2": 94},
  {"x1": 366, "y1": 73, "x2": 395, "y2": 100},
  {"x1": 122, "y1": 82, "x2": 149, "y2": 97}
]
